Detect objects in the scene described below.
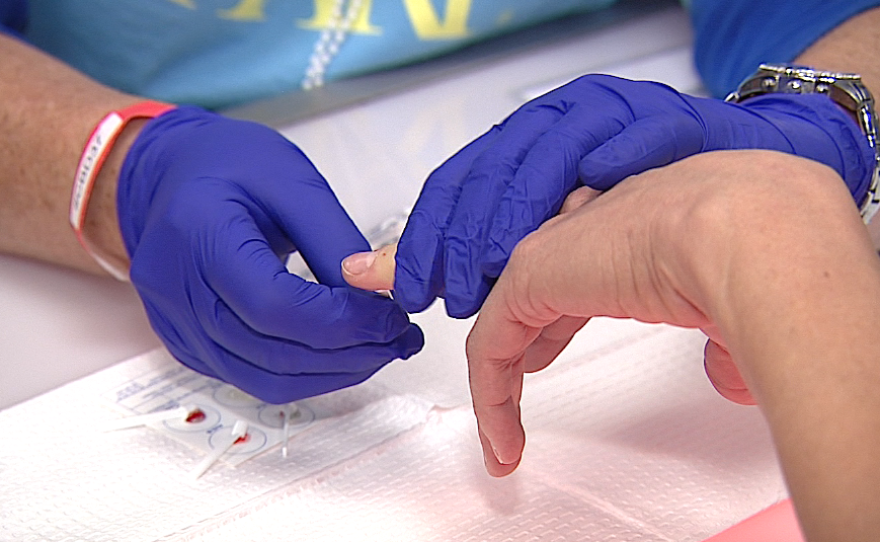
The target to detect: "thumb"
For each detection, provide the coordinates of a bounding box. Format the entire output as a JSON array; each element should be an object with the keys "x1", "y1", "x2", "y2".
[
  {"x1": 704, "y1": 338, "x2": 755, "y2": 405},
  {"x1": 342, "y1": 188, "x2": 601, "y2": 298},
  {"x1": 342, "y1": 243, "x2": 398, "y2": 292}
]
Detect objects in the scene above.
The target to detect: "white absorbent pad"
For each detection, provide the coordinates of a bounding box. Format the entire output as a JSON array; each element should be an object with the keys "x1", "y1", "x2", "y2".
[{"x1": 0, "y1": 323, "x2": 788, "y2": 541}]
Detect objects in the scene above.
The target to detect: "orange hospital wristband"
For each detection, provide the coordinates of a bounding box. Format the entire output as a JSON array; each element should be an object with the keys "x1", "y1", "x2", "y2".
[{"x1": 70, "y1": 101, "x2": 176, "y2": 280}]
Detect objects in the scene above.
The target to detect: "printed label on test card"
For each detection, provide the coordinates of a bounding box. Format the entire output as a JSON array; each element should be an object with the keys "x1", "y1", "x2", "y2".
[{"x1": 103, "y1": 360, "x2": 315, "y2": 466}]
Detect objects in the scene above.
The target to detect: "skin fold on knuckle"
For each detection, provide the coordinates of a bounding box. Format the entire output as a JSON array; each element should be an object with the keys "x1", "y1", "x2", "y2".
[
  {"x1": 505, "y1": 233, "x2": 558, "y2": 327},
  {"x1": 465, "y1": 240, "x2": 543, "y2": 398}
]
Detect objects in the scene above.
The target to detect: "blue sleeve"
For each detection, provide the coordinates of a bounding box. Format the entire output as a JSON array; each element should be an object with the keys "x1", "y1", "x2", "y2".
[
  {"x1": 689, "y1": 0, "x2": 880, "y2": 98},
  {"x1": 0, "y1": 0, "x2": 28, "y2": 38}
]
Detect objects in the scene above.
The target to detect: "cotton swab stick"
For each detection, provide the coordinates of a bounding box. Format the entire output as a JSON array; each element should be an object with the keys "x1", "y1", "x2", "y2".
[
  {"x1": 102, "y1": 405, "x2": 195, "y2": 432},
  {"x1": 282, "y1": 404, "x2": 291, "y2": 459},
  {"x1": 190, "y1": 419, "x2": 249, "y2": 480}
]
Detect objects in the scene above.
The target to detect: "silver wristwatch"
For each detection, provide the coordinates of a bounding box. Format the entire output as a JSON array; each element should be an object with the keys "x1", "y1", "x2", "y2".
[{"x1": 726, "y1": 64, "x2": 880, "y2": 224}]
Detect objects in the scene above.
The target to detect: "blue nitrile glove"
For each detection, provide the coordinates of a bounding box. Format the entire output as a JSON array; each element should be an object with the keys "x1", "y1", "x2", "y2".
[
  {"x1": 118, "y1": 106, "x2": 424, "y2": 404},
  {"x1": 395, "y1": 74, "x2": 875, "y2": 318}
]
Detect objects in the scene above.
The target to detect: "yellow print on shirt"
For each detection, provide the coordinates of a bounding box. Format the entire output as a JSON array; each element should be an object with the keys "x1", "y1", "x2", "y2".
[
  {"x1": 169, "y1": 0, "x2": 474, "y2": 40},
  {"x1": 299, "y1": 0, "x2": 474, "y2": 39},
  {"x1": 402, "y1": 0, "x2": 472, "y2": 39},
  {"x1": 171, "y1": 0, "x2": 267, "y2": 19},
  {"x1": 218, "y1": 0, "x2": 266, "y2": 20}
]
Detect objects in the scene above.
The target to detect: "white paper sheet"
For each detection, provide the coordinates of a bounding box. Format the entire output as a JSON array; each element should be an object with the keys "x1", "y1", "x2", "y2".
[
  {"x1": 0, "y1": 348, "x2": 434, "y2": 542},
  {"x1": 0, "y1": 322, "x2": 788, "y2": 542}
]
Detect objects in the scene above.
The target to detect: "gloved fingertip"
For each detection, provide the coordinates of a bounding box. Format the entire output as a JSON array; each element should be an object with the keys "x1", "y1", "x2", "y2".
[
  {"x1": 481, "y1": 236, "x2": 517, "y2": 279},
  {"x1": 392, "y1": 264, "x2": 439, "y2": 314},
  {"x1": 395, "y1": 324, "x2": 425, "y2": 359},
  {"x1": 444, "y1": 273, "x2": 494, "y2": 319},
  {"x1": 577, "y1": 156, "x2": 623, "y2": 191},
  {"x1": 481, "y1": 260, "x2": 505, "y2": 280},
  {"x1": 392, "y1": 243, "x2": 442, "y2": 314},
  {"x1": 444, "y1": 296, "x2": 482, "y2": 319},
  {"x1": 381, "y1": 302, "x2": 412, "y2": 337},
  {"x1": 393, "y1": 289, "x2": 433, "y2": 315}
]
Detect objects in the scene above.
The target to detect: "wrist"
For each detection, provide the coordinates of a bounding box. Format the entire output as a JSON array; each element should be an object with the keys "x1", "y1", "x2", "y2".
[
  {"x1": 697, "y1": 152, "x2": 868, "y2": 342},
  {"x1": 725, "y1": 64, "x2": 880, "y2": 223},
  {"x1": 659, "y1": 151, "x2": 848, "y2": 324},
  {"x1": 71, "y1": 101, "x2": 175, "y2": 280},
  {"x1": 80, "y1": 118, "x2": 148, "y2": 279}
]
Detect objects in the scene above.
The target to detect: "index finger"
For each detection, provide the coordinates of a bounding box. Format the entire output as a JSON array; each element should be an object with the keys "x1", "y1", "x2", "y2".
[{"x1": 465, "y1": 278, "x2": 546, "y2": 476}]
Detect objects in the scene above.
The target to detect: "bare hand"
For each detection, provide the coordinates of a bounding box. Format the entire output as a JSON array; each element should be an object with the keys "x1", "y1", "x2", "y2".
[{"x1": 465, "y1": 150, "x2": 880, "y2": 483}]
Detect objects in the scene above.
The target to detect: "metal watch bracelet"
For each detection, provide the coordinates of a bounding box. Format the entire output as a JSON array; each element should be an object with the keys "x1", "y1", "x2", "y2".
[{"x1": 726, "y1": 64, "x2": 880, "y2": 224}]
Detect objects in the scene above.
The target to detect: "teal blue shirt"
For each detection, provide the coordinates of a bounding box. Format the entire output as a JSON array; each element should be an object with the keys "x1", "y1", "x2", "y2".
[
  {"x1": 689, "y1": 0, "x2": 880, "y2": 97},
  {"x1": 21, "y1": 1, "x2": 878, "y2": 106},
  {"x1": 25, "y1": 0, "x2": 615, "y2": 109}
]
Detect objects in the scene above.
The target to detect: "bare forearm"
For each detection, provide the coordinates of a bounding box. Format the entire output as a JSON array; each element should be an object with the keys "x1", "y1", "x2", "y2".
[
  {"x1": 691, "y1": 157, "x2": 880, "y2": 542},
  {"x1": 796, "y1": 6, "x2": 880, "y2": 98},
  {"x1": 772, "y1": 15, "x2": 880, "y2": 535},
  {"x1": 0, "y1": 34, "x2": 142, "y2": 274}
]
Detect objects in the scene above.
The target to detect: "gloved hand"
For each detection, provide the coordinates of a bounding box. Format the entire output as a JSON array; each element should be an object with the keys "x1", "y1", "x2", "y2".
[
  {"x1": 118, "y1": 106, "x2": 424, "y2": 404},
  {"x1": 394, "y1": 74, "x2": 875, "y2": 318}
]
